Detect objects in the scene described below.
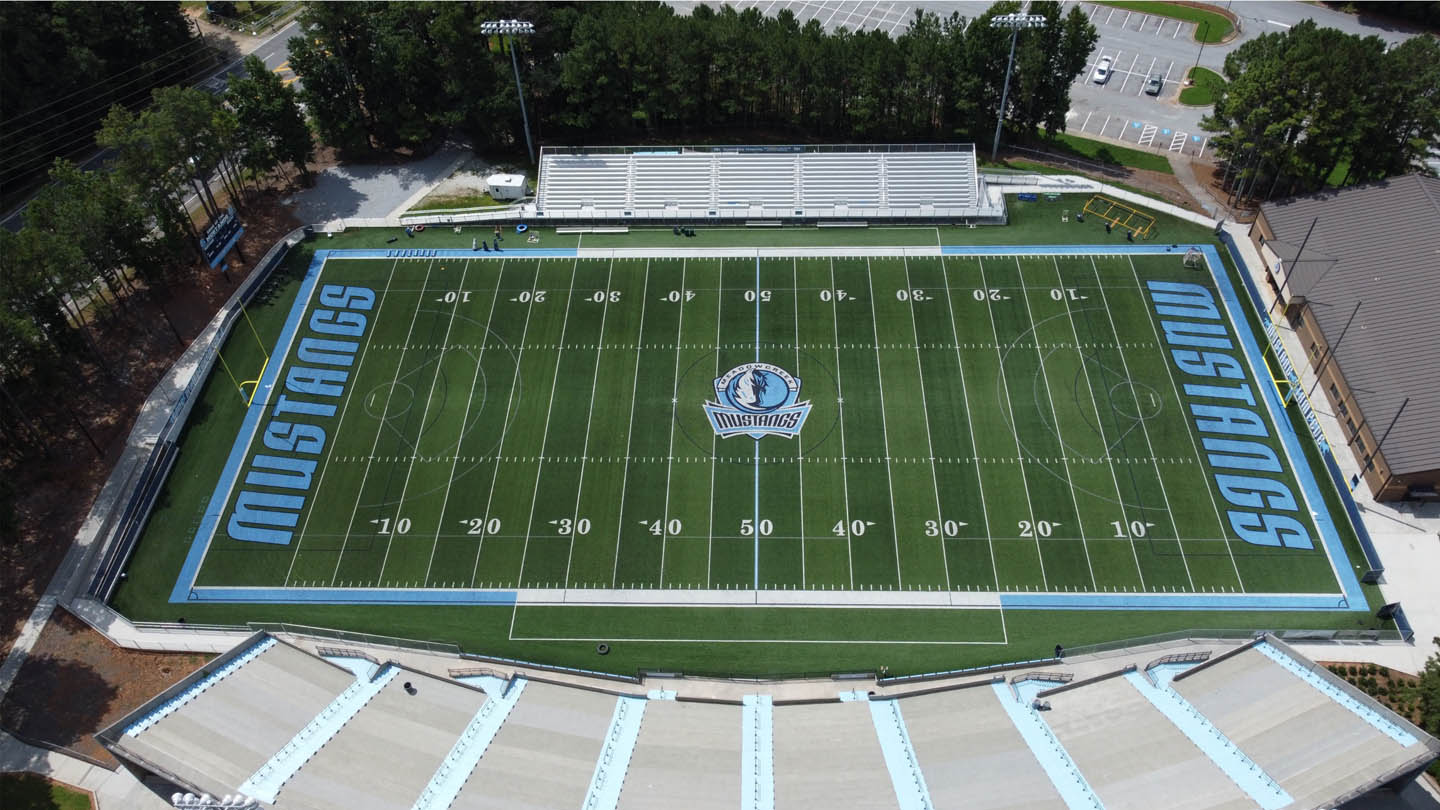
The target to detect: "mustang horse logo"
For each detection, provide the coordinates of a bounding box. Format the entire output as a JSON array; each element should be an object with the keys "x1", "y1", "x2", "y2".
[{"x1": 703, "y1": 362, "x2": 812, "y2": 440}]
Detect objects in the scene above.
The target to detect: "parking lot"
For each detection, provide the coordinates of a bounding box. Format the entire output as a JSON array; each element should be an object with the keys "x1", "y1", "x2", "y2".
[{"x1": 1066, "y1": 2, "x2": 1215, "y2": 159}]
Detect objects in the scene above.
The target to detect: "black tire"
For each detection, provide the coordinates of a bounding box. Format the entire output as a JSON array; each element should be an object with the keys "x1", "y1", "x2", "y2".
[{"x1": 596, "y1": 643, "x2": 611, "y2": 655}]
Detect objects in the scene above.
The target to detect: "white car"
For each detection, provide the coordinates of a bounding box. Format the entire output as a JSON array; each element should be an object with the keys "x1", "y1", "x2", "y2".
[{"x1": 1092, "y1": 56, "x2": 1113, "y2": 84}]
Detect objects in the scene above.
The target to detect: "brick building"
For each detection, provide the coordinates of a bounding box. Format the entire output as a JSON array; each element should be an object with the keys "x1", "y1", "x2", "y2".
[{"x1": 1249, "y1": 174, "x2": 1440, "y2": 501}]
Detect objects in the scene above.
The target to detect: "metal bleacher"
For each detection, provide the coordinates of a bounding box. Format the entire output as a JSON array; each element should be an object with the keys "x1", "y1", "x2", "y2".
[{"x1": 533, "y1": 144, "x2": 1007, "y2": 225}]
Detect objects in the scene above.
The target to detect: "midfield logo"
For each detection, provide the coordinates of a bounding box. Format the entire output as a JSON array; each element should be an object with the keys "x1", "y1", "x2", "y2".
[{"x1": 703, "y1": 362, "x2": 812, "y2": 440}]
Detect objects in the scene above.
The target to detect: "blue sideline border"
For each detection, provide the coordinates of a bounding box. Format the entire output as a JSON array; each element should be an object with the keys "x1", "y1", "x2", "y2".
[{"x1": 169, "y1": 245, "x2": 1366, "y2": 610}]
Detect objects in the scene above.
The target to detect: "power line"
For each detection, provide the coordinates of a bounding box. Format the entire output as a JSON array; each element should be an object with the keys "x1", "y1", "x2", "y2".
[
  {"x1": 2, "y1": 35, "x2": 213, "y2": 128},
  {"x1": 1, "y1": 39, "x2": 215, "y2": 142}
]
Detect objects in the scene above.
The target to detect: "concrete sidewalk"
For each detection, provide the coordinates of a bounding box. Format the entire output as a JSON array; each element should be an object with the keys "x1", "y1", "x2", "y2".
[{"x1": 0, "y1": 731, "x2": 170, "y2": 809}]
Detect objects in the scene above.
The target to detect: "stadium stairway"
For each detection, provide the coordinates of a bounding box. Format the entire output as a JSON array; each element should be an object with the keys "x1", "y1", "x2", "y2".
[
  {"x1": 991, "y1": 681, "x2": 1105, "y2": 810},
  {"x1": 867, "y1": 696, "x2": 935, "y2": 810},
  {"x1": 1123, "y1": 670, "x2": 1292, "y2": 809},
  {"x1": 411, "y1": 677, "x2": 528, "y2": 810},
  {"x1": 741, "y1": 694, "x2": 775, "y2": 810},
  {"x1": 238, "y1": 664, "x2": 400, "y2": 802},
  {"x1": 581, "y1": 694, "x2": 648, "y2": 810}
]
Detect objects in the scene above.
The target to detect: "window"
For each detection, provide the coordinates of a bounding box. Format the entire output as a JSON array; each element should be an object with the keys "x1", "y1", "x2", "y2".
[
  {"x1": 1346, "y1": 418, "x2": 1357, "y2": 434},
  {"x1": 1294, "y1": 310, "x2": 1304, "y2": 329},
  {"x1": 1354, "y1": 436, "x2": 1367, "y2": 455},
  {"x1": 1310, "y1": 342, "x2": 1320, "y2": 359}
]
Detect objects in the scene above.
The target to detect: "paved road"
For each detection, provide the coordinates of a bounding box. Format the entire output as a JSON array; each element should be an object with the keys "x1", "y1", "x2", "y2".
[{"x1": 672, "y1": 1, "x2": 1430, "y2": 162}]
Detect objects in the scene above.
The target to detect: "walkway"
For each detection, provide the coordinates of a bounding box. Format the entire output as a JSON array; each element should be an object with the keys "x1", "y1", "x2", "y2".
[{"x1": 0, "y1": 731, "x2": 169, "y2": 809}]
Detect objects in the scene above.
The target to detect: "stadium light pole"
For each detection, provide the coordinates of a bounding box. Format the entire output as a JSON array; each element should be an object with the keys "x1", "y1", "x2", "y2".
[
  {"x1": 482, "y1": 19, "x2": 537, "y2": 166},
  {"x1": 990, "y1": 12, "x2": 1048, "y2": 163}
]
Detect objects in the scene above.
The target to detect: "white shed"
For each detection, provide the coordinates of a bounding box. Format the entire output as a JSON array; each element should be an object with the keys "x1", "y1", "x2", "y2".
[{"x1": 485, "y1": 173, "x2": 527, "y2": 201}]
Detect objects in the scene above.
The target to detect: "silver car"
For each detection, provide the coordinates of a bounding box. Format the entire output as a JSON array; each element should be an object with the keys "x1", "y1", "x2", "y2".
[{"x1": 1092, "y1": 56, "x2": 1113, "y2": 84}]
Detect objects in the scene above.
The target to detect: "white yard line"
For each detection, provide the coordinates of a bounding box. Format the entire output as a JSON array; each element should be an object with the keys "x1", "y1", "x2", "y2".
[
  {"x1": 792, "y1": 259, "x2": 807, "y2": 585},
  {"x1": 329, "y1": 259, "x2": 435, "y2": 586},
  {"x1": 865, "y1": 258, "x2": 905, "y2": 589},
  {"x1": 562, "y1": 259, "x2": 616, "y2": 586},
  {"x1": 1119, "y1": 256, "x2": 1243, "y2": 589},
  {"x1": 979, "y1": 257, "x2": 1048, "y2": 588},
  {"x1": 1014, "y1": 257, "x2": 1097, "y2": 589},
  {"x1": 422, "y1": 262, "x2": 506, "y2": 584},
  {"x1": 706, "y1": 264, "x2": 723, "y2": 585},
  {"x1": 828, "y1": 258, "x2": 856, "y2": 588},
  {"x1": 1051, "y1": 257, "x2": 1147, "y2": 588},
  {"x1": 611, "y1": 259, "x2": 654, "y2": 587},
  {"x1": 1097, "y1": 257, "x2": 1198, "y2": 590},
  {"x1": 940, "y1": 257, "x2": 1000, "y2": 590},
  {"x1": 377, "y1": 262, "x2": 473, "y2": 580},
  {"x1": 282, "y1": 258, "x2": 400, "y2": 586},
  {"x1": 515, "y1": 259, "x2": 581, "y2": 586},
  {"x1": 469, "y1": 262, "x2": 543, "y2": 587},
  {"x1": 902, "y1": 256, "x2": 951, "y2": 590},
  {"x1": 658, "y1": 259, "x2": 689, "y2": 586}
]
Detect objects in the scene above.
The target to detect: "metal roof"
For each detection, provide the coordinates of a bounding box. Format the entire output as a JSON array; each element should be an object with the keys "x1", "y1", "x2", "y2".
[{"x1": 1260, "y1": 174, "x2": 1440, "y2": 477}]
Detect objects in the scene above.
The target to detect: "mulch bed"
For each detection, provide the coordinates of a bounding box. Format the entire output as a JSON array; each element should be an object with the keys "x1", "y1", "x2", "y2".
[{"x1": 0, "y1": 608, "x2": 213, "y2": 768}]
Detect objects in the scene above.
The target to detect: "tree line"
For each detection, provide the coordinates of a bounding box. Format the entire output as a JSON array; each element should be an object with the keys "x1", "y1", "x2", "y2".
[
  {"x1": 0, "y1": 2, "x2": 214, "y2": 204},
  {"x1": 289, "y1": 1, "x2": 1098, "y2": 154},
  {"x1": 0, "y1": 55, "x2": 310, "y2": 462},
  {"x1": 1203, "y1": 19, "x2": 1440, "y2": 203}
]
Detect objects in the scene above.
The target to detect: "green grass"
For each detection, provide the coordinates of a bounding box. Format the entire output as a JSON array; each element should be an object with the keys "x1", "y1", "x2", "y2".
[
  {"x1": 408, "y1": 192, "x2": 512, "y2": 213},
  {"x1": 1098, "y1": 2, "x2": 1233, "y2": 42},
  {"x1": 1179, "y1": 66, "x2": 1227, "y2": 106},
  {"x1": 0, "y1": 774, "x2": 92, "y2": 810},
  {"x1": 109, "y1": 208, "x2": 1387, "y2": 675},
  {"x1": 1039, "y1": 132, "x2": 1175, "y2": 175}
]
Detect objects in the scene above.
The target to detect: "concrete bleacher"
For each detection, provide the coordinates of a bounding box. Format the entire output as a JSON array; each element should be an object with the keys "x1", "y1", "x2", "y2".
[
  {"x1": 270, "y1": 676, "x2": 487, "y2": 810},
  {"x1": 1172, "y1": 643, "x2": 1432, "y2": 810},
  {"x1": 773, "y1": 700, "x2": 896, "y2": 809},
  {"x1": 617, "y1": 699, "x2": 741, "y2": 810},
  {"x1": 100, "y1": 633, "x2": 1440, "y2": 810},
  {"x1": 901, "y1": 685, "x2": 1068, "y2": 810},
  {"x1": 1041, "y1": 675, "x2": 1254, "y2": 810},
  {"x1": 448, "y1": 680, "x2": 616, "y2": 810},
  {"x1": 113, "y1": 640, "x2": 353, "y2": 797}
]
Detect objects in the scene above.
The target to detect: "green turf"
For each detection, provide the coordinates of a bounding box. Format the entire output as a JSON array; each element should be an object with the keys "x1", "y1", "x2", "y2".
[
  {"x1": 110, "y1": 200, "x2": 1387, "y2": 675},
  {"x1": 182, "y1": 251, "x2": 1333, "y2": 597},
  {"x1": 1098, "y1": 1, "x2": 1233, "y2": 42}
]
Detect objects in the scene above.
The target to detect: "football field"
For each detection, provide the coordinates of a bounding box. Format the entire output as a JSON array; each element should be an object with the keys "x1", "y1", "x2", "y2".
[{"x1": 174, "y1": 247, "x2": 1352, "y2": 608}]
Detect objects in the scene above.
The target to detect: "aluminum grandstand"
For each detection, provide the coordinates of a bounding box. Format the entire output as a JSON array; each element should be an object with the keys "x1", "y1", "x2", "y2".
[
  {"x1": 431, "y1": 144, "x2": 1007, "y2": 226},
  {"x1": 100, "y1": 633, "x2": 1439, "y2": 810}
]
